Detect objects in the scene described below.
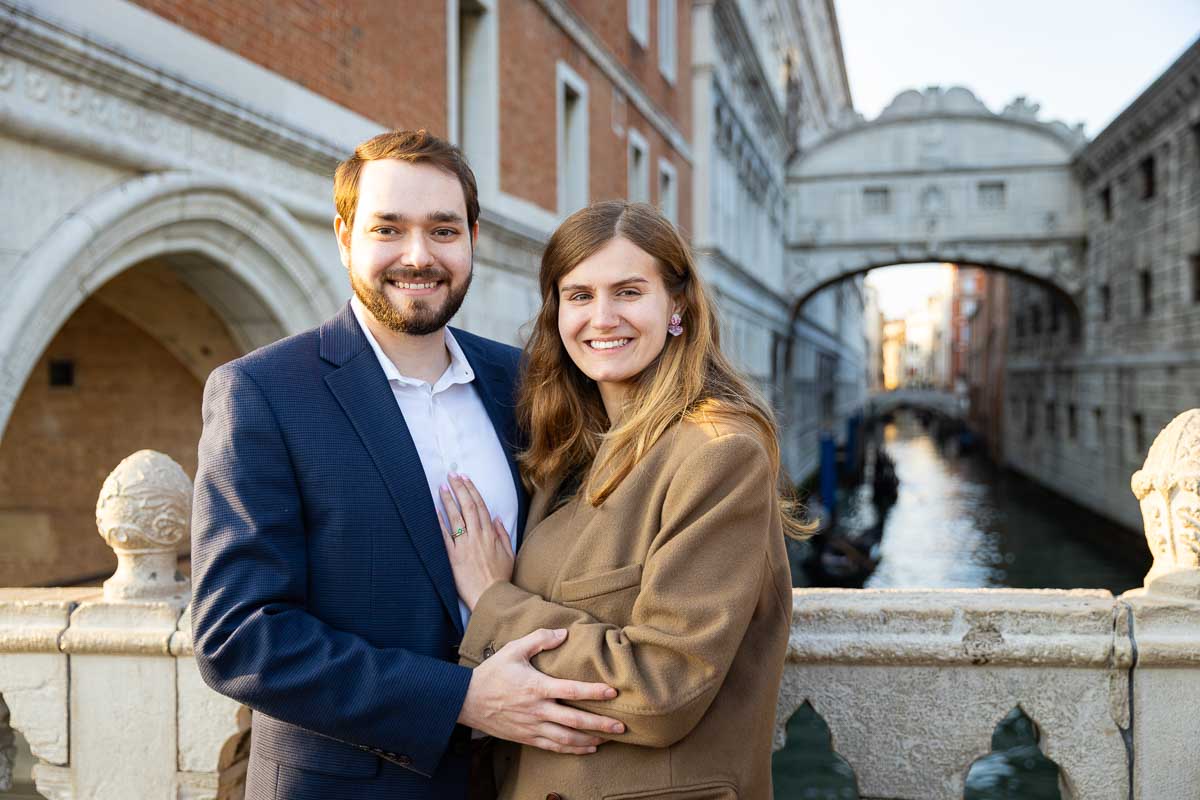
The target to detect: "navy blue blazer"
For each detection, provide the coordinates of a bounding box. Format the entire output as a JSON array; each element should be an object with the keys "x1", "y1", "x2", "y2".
[{"x1": 191, "y1": 303, "x2": 528, "y2": 799}]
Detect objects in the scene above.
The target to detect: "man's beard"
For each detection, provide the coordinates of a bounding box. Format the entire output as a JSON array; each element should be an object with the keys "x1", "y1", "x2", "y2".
[{"x1": 349, "y1": 260, "x2": 472, "y2": 336}]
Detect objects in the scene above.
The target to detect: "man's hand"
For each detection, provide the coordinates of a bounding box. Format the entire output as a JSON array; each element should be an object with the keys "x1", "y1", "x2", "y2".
[{"x1": 458, "y1": 628, "x2": 626, "y2": 754}]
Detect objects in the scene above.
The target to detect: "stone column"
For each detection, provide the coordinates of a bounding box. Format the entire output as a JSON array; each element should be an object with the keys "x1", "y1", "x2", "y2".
[
  {"x1": 39, "y1": 450, "x2": 202, "y2": 799},
  {"x1": 1123, "y1": 408, "x2": 1200, "y2": 798}
]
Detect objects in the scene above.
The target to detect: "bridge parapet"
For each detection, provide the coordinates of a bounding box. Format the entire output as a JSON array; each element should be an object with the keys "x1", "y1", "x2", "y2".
[{"x1": 2, "y1": 411, "x2": 1200, "y2": 798}]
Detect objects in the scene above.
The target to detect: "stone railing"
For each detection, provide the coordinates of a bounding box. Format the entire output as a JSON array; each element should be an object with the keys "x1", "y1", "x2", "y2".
[{"x1": 2, "y1": 411, "x2": 1199, "y2": 798}]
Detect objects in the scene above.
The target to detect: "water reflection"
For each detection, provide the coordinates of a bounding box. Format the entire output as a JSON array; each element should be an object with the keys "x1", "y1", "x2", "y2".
[{"x1": 859, "y1": 413, "x2": 1148, "y2": 592}]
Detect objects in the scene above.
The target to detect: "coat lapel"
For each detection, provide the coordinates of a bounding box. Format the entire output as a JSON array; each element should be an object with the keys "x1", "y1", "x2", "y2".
[
  {"x1": 321, "y1": 305, "x2": 465, "y2": 635},
  {"x1": 451, "y1": 329, "x2": 530, "y2": 549}
]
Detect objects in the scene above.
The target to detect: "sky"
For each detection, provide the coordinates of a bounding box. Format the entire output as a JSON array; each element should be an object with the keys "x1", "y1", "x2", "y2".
[{"x1": 845, "y1": 1, "x2": 1200, "y2": 319}]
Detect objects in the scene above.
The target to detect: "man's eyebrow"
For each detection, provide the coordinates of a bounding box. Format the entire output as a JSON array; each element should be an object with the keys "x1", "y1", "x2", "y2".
[
  {"x1": 559, "y1": 276, "x2": 650, "y2": 293},
  {"x1": 367, "y1": 211, "x2": 465, "y2": 224}
]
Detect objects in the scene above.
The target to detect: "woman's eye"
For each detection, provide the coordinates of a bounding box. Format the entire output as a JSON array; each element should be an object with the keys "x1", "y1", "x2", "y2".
[
  {"x1": 617, "y1": 289, "x2": 642, "y2": 297},
  {"x1": 569, "y1": 293, "x2": 591, "y2": 302}
]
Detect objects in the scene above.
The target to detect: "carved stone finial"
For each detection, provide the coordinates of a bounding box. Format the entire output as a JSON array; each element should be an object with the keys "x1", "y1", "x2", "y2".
[
  {"x1": 1131, "y1": 409, "x2": 1200, "y2": 598},
  {"x1": 95, "y1": 449, "x2": 192, "y2": 605}
]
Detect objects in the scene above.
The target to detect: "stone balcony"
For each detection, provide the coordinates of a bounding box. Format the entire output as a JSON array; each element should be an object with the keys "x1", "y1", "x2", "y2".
[{"x1": 3, "y1": 410, "x2": 1200, "y2": 799}]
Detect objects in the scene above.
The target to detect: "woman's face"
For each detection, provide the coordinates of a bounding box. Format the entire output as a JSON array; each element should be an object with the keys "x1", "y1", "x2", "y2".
[{"x1": 557, "y1": 236, "x2": 677, "y2": 394}]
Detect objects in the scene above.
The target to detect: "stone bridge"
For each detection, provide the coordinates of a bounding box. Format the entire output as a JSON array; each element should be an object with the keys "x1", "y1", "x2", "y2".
[
  {"x1": 786, "y1": 87, "x2": 1088, "y2": 314},
  {"x1": 4, "y1": 410, "x2": 1200, "y2": 797},
  {"x1": 867, "y1": 388, "x2": 963, "y2": 419}
]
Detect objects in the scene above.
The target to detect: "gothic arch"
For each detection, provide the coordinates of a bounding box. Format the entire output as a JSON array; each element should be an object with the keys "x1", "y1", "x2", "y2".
[{"x1": 0, "y1": 171, "x2": 340, "y2": 437}]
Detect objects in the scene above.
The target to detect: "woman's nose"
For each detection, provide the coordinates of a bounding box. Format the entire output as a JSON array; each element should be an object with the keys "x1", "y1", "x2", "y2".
[{"x1": 590, "y1": 298, "x2": 620, "y2": 329}]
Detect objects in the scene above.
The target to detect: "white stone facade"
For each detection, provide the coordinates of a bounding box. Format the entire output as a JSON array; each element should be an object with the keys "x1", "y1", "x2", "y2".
[{"x1": 691, "y1": 0, "x2": 865, "y2": 481}]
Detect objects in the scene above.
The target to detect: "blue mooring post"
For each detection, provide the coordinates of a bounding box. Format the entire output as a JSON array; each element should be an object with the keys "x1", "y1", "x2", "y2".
[{"x1": 819, "y1": 430, "x2": 837, "y2": 525}]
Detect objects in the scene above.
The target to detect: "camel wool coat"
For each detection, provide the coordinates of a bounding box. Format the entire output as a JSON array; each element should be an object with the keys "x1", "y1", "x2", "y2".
[{"x1": 458, "y1": 417, "x2": 793, "y2": 800}]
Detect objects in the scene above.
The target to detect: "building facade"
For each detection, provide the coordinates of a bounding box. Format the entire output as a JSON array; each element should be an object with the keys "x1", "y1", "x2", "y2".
[
  {"x1": 1004, "y1": 39, "x2": 1200, "y2": 531},
  {"x1": 0, "y1": 0, "x2": 862, "y2": 585}
]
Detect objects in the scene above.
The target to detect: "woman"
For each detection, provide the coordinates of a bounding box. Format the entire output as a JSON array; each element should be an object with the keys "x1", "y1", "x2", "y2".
[{"x1": 438, "y1": 201, "x2": 804, "y2": 799}]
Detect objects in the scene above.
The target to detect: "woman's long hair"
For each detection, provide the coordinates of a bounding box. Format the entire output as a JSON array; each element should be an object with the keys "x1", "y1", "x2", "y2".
[{"x1": 517, "y1": 201, "x2": 813, "y2": 537}]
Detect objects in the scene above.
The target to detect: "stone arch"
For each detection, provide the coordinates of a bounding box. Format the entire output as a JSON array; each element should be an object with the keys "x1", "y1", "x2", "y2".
[
  {"x1": 0, "y1": 171, "x2": 340, "y2": 438},
  {"x1": 787, "y1": 86, "x2": 1088, "y2": 311}
]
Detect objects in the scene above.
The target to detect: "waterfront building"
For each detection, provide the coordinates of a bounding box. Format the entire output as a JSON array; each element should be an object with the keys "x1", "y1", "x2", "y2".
[
  {"x1": 881, "y1": 319, "x2": 906, "y2": 391},
  {"x1": 1005, "y1": 38, "x2": 1200, "y2": 530},
  {"x1": 963, "y1": 270, "x2": 1009, "y2": 459},
  {"x1": 0, "y1": 0, "x2": 864, "y2": 586},
  {"x1": 691, "y1": 0, "x2": 863, "y2": 481}
]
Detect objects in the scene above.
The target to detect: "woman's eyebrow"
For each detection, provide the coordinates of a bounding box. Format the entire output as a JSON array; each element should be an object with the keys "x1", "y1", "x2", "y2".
[{"x1": 560, "y1": 276, "x2": 649, "y2": 293}]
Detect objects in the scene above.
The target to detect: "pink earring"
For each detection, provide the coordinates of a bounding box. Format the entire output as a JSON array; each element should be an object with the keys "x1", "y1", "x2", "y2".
[{"x1": 668, "y1": 313, "x2": 683, "y2": 337}]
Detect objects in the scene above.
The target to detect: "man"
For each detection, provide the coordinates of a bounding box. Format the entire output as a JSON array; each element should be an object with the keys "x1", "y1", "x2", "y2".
[{"x1": 191, "y1": 130, "x2": 623, "y2": 800}]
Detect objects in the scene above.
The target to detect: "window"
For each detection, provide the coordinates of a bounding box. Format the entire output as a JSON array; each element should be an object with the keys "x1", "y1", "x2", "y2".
[
  {"x1": 657, "y1": 0, "x2": 677, "y2": 83},
  {"x1": 1100, "y1": 284, "x2": 1112, "y2": 322},
  {"x1": 1031, "y1": 306, "x2": 1042, "y2": 335},
  {"x1": 1139, "y1": 155, "x2": 1156, "y2": 200},
  {"x1": 626, "y1": 129, "x2": 649, "y2": 203},
  {"x1": 1100, "y1": 185, "x2": 1113, "y2": 221},
  {"x1": 556, "y1": 63, "x2": 589, "y2": 216},
  {"x1": 1093, "y1": 407, "x2": 1104, "y2": 449},
  {"x1": 1131, "y1": 413, "x2": 1146, "y2": 459},
  {"x1": 1025, "y1": 397, "x2": 1035, "y2": 439},
  {"x1": 978, "y1": 181, "x2": 1006, "y2": 210},
  {"x1": 49, "y1": 358, "x2": 75, "y2": 387},
  {"x1": 628, "y1": 0, "x2": 648, "y2": 47},
  {"x1": 1068, "y1": 404, "x2": 1078, "y2": 439},
  {"x1": 1046, "y1": 402, "x2": 1056, "y2": 436},
  {"x1": 1191, "y1": 254, "x2": 1200, "y2": 304},
  {"x1": 1140, "y1": 269, "x2": 1153, "y2": 316},
  {"x1": 1050, "y1": 302, "x2": 1061, "y2": 333},
  {"x1": 657, "y1": 157, "x2": 678, "y2": 223},
  {"x1": 456, "y1": 0, "x2": 498, "y2": 180},
  {"x1": 1015, "y1": 312, "x2": 1025, "y2": 339},
  {"x1": 863, "y1": 186, "x2": 891, "y2": 214}
]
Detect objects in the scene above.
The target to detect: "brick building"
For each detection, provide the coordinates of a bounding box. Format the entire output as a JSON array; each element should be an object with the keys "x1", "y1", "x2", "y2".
[{"x1": 0, "y1": 0, "x2": 860, "y2": 585}]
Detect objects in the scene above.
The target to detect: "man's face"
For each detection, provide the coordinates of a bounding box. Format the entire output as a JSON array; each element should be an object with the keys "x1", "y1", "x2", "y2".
[{"x1": 335, "y1": 159, "x2": 476, "y2": 336}]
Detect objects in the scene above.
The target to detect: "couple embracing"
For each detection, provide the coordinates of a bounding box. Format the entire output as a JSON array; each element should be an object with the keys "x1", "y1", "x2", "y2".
[{"x1": 191, "y1": 129, "x2": 803, "y2": 800}]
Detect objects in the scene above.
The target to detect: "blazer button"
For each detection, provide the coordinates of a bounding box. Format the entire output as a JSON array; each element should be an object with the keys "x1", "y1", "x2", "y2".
[
  {"x1": 397, "y1": 754, "x2": 412, "y2": 766},
  {"x1": 545, "y1": 794, "x2": 563, "y2": 800},
  {"x1": 482, "y1": 644, "x2": 496, "y2": 659}
]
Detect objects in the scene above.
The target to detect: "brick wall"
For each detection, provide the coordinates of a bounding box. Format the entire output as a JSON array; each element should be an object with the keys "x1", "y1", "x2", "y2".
[
  {"x1": 128, "y1": 0, "x2": 449, "y2": 132},
  {"x1": 0, "y1": 290, "x2": 238, "y2": 586},
  {"x1": 499, "y1": 0, "x2": 692, "y2": 228}
]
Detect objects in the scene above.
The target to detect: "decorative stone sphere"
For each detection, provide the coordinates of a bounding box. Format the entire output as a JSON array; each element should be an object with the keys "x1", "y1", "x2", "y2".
[
  {"x1": 95, "y1": 449, "x2": 193, "y2": 603},
  {"x1": 1131, "y1": 409, "x2": 1200, "y2": 598}
]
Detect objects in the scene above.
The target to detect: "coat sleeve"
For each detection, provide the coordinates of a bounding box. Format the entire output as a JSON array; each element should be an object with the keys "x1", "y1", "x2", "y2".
[
  {"x1": 458, "y1": 432, "x2": 780, "y2": 747},
  {"x1": 190, "y1": 363, "x2": 472, "y2": 776}
]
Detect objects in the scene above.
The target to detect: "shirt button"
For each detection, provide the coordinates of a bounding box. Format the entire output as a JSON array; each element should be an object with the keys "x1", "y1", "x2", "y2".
[{"x1": 449, "y1": 462, "x2": 458, "y2": 472}]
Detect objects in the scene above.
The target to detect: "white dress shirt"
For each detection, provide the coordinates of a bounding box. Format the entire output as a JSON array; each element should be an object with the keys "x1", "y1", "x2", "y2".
[{"x1": 350, "y1": 297, "x2": 519, "y2": 627}]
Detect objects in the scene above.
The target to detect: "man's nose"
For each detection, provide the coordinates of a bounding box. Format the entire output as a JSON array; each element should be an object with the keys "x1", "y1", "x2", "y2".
[{"x1": 400, "y1": 233, "x2": 436, "y2": 267}]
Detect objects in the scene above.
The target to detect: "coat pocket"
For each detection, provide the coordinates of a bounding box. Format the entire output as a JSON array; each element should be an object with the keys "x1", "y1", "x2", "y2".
[
  {"x1": 559, "y1": 563, "x2": 643, "y2": 602},
  {"x1": 604, "y1": 780, "x2": 739, "y2": 799}
]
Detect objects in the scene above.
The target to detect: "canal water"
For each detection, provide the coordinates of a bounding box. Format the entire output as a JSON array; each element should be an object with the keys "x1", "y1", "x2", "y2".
[{"x1": 772, "y1": 410, "x2": 1151, "y2": 798}]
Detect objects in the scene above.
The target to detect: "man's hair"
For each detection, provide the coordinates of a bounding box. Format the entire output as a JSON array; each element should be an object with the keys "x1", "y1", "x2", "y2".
[{"x1": 334, "y1": 129, "x2": 480, "y2": 232}]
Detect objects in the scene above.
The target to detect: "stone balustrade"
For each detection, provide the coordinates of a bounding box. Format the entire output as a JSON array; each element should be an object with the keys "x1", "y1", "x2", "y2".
[{"x1": 2, "y1": 412, "x2": 1199, "y2": 798}]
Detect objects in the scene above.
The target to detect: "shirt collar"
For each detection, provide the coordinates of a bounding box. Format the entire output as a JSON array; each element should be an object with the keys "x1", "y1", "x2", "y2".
[{"x1": 350, "y1": 296, "x2": 475, "y2": 391}]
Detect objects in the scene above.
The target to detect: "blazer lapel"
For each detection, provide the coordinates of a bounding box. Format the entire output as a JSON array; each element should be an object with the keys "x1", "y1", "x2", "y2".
[
  {"x1": 452, "y1": 331, "x2": 530, "y2": 549},
  {"x1": 321, "y1": 305, "x2": 465, "y2": 635}
]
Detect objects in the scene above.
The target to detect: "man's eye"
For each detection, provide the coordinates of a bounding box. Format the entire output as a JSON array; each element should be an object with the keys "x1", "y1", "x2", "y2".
[
  {"x1": 433, "y1": 228, "x2": 459, "y2": 237},
  {"x1": 375, "y1": 227, "x2": 397, "y2": 235}
]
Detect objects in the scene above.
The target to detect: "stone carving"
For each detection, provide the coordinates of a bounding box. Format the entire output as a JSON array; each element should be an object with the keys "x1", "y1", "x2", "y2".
[
  {"x1": 1131, "y1": 409, "x2": 1200, "y2": 598},
  {"x1": 94, "y1": 449, "x2": 193, "y2": 604}
]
